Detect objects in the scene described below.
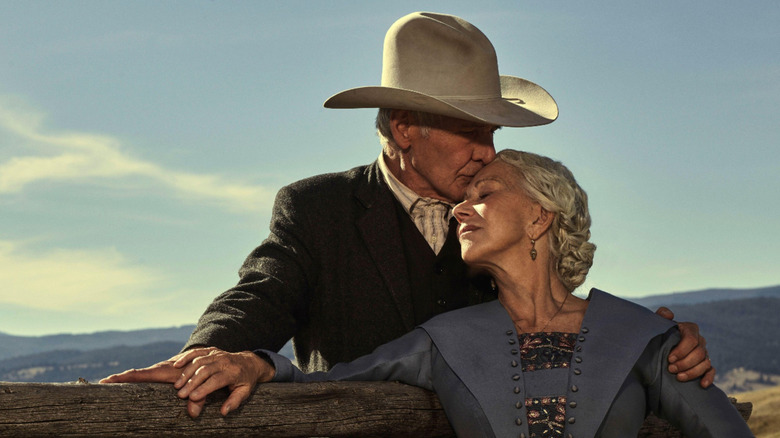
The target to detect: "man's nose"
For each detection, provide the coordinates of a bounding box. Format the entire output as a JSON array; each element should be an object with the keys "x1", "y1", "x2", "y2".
[{"x1": 473, "y1": 142, "x2": 496, "y2": 163}]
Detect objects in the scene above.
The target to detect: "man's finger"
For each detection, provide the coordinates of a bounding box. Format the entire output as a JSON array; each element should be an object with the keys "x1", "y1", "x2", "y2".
[
  {"x1": 187, "y1": 398, "x2": 207, "y2": 418},
  {"x1": 668, "y1": 322, "x2": 701, "y2": 364},
  {"x1": 99, "y1": 363, "x2": 180, "y2": 384},
  {"x1": 700, "y1": 367, "x2": 716, "y2": 389},
  {"x1": 222, "y1": 385, "x2": 253, "y2": 416},
  {"x1": 174, "y1": 347, "x2": 216, "y2": 368},
  {"x1": 655, "y1": 306, "x2": 675, "y2": 320},
  {"x1": 675, "y1": 354, "x2": 713, "y2": 383}
]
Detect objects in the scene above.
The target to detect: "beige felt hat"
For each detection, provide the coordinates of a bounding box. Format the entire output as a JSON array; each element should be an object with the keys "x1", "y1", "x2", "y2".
[{"x1": 324, "y1": 12, "x2": 558, "y2": 127}]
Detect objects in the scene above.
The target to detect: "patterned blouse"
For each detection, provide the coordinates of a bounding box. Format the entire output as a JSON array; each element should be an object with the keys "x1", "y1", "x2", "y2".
[{"x1": 519, "y1": 332, "x2": 577, "y2": 437}]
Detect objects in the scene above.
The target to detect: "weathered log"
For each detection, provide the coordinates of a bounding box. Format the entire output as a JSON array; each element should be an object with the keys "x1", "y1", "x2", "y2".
[
  {"x1": 0, "y1": 381, "x2": 752, "y2": 437},
  {"x1": 0, "y1": 381, "x2": 452, "y2": 437}
]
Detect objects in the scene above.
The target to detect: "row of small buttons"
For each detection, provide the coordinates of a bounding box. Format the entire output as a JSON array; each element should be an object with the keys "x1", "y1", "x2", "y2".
[
  {"x1": 506, "y1": 329, "x2": 525, "y2": 437},
  {"x1": 565, "y1": 326, "x2": 589, "y2": 437}
]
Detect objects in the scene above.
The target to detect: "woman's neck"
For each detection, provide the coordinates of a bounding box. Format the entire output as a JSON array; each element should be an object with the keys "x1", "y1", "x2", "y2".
[{"x1": 491, "y1": 257, "x2": 585, "y2": 334}]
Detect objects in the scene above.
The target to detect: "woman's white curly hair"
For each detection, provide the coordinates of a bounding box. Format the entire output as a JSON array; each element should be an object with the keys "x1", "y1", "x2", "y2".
[{"x1": 495, "y1": 149, "x2": 596, "y2": 292}]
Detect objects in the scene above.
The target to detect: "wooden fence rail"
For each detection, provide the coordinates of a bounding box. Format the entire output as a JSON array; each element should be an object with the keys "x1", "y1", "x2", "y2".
[{"x1": 0, "y1": 380, "x2": 752, "y2": 437}]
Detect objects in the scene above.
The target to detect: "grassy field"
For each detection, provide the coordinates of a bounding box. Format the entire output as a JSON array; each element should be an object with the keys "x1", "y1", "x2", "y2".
[{"x1": 733, "y1": 385, "x2": 780, "y2": 438}]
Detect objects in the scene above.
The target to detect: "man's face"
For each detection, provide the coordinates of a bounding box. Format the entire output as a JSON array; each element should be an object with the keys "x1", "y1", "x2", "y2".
[{"x1": 404, "y1": 116, "x2": 498, "y2": 203}]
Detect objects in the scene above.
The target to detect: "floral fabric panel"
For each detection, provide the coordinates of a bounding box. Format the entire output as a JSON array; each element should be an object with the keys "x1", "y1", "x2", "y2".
[
  {"x1": 518, "y1": 332, "x2": 576, "y2": 372},
  {"x1": 526, "y1": 396, "x2": 567, "y2": 437},
  {"x1": 520, "y1": 332, "x2": 576, "y2": 437}
]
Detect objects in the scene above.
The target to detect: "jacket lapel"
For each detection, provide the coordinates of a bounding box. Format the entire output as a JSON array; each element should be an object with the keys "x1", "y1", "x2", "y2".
[
  {"x1": 354, "y1": 161, "x2": 415, "y2": 330},
  {"x1": 565, "y1": 289, "x2": 676, "y2": 437},
  {"x1": 422, "y1": 300, "x2": 532, "y2": 437}
]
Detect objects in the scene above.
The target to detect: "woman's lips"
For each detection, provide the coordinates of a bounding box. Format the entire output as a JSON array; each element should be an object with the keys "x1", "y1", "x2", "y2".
[{"x1": 458, "y1": 224, "x2": 479, "y2": 238}]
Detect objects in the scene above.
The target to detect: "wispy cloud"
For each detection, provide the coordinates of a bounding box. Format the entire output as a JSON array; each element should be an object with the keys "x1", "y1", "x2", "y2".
[
  {"x1": 0, "y1": 239, "x2": 163, "y2": 312},
  {"x1": 0, "y1": 97, "x2": 273, "y2": 212}
]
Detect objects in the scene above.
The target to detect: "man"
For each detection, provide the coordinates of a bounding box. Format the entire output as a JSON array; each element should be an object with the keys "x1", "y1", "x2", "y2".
[{"x1": 102, "y1": 12, "x2": 714, "y2": 418}]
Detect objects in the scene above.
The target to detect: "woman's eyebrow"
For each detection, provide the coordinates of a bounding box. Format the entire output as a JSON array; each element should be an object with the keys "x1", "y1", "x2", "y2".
[{"x1": 473, "y1": 177, "x2": 503, "y2": 188}]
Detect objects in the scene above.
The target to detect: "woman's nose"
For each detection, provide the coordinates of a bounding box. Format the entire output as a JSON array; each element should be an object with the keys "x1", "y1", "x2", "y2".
[{"x1": 452, "y1": 201, "x2": 472, "y2": 223}]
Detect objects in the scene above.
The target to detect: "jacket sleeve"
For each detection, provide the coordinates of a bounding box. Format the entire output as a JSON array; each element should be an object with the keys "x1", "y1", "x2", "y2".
[
  {"x1": 260, "y1": 328, "x2": 435, "y2": 391},
  {"x1": 642, "y1": 329, "x2": 755, "y2": 438},
  {"x1": 183, "y1": 183, "x2": 317, "y2": 354}
]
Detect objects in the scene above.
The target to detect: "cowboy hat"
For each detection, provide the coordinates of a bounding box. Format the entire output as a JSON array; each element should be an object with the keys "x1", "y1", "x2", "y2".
[{"x1": 324, "y1": 12, "x2": 558, "y2": 127}]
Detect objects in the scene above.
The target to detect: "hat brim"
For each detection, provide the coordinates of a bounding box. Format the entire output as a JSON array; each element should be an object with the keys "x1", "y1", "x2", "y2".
[{"x1": 324, "y1": 76, "x2": 558, "y2": 127}]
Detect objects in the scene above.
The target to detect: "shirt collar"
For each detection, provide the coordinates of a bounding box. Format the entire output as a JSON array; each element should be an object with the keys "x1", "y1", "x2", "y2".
[{"x1": 377, "y1": 153, "x2": 455, "y2": 215}]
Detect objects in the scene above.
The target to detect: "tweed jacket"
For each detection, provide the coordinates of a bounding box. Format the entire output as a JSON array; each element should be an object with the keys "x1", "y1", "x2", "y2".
[
  {"x1": 184, "y1": 160, "x2": 491, "y2": 372},
  {"x1": 264, "y1": 289, "x2": 753, "y2": 438}
]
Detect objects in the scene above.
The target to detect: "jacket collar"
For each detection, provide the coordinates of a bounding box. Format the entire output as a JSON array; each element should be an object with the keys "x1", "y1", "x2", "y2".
[{"x1": 354, "y1": 160, "x2": 415, "y2": 330}]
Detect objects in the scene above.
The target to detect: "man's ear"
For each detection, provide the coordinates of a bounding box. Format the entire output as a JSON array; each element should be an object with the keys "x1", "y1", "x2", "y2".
[
  {"x1": 529, "y1": 205, "x2": 554, "y2": 239},
  {"x1": 390, "y1": 109, "x2": 412, "y2": 150}
]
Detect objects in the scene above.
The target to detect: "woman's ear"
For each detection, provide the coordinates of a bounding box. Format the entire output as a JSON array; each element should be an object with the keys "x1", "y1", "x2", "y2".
[
  {"x1": 529, "y1": 205, "x2": 554, "y2": 239},
  {"x1": 390, "y1": 109, "x2": 412, "y2": 150}
]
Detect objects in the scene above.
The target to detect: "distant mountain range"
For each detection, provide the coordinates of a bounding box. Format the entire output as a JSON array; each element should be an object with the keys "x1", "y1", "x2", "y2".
[
  {"x1": 0, "y1": 325, "x2": 196, "y2": 362},
  {"x1": 1, "y1": 285, "x2": 778, "y2": 391},
  {"x1": 628, "y1": 284, "x2": 780, "y2": 309}
]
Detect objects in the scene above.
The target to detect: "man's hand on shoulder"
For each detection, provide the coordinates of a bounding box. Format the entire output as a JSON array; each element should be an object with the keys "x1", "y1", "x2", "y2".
[{"x1": 655, "y1": 307, "x2": 716, "y2": 388}]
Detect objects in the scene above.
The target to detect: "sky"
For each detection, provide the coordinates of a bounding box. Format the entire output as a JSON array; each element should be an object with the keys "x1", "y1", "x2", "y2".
[{"x1": 1, "y1": 1, "x2": 778, "y2": 336}]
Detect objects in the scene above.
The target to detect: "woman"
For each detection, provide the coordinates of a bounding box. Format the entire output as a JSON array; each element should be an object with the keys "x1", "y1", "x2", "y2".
[{"x1": 196, "y1": 150, "x2": 753, "y2": 437}]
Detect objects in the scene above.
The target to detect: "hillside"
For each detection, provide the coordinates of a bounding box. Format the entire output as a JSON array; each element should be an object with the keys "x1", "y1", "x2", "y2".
[
  {"x1": 659, "y1": 297, "x2": 780, "y2": 379},
  {"x1": 630, "y1": 284, "x2": 780, "y2": 309},
  {"x1": 0, "y1": 340, "x2": 297, "y2": 383},
  {"x1": 0, "y1": 342, "x2": 183, "y2": 383},
  {"x1": 0, "y1": 325, "x2": 196, "y2": 361},
  {"x1": 733, "y1": 385, "x2": 780, "y2": 438}
]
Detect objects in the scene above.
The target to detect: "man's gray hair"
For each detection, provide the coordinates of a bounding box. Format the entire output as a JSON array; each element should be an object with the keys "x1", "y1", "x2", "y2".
[{"x1": 375, "y1": 109, "x2": 444, "y2": 151}]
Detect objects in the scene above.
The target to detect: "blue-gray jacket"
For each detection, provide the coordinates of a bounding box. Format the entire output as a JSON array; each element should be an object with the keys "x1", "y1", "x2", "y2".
[{"x1": 263, "y1": 289, "x2": 753, "y2": 437}]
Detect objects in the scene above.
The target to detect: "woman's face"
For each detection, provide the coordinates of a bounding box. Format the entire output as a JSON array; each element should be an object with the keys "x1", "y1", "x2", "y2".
[{"x1": 453, "y1": 160, "x2": 538, "y2": 269}]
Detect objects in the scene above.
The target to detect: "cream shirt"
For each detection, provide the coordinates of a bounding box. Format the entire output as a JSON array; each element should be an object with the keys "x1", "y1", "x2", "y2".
[{"x1": 377, "y1": 153, "x2": 454, "y2": 255}]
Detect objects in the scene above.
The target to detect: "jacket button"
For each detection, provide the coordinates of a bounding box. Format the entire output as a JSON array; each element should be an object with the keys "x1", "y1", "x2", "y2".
[
  {"x1": 506, "y1": 330, "x2": 514, "y2": 336},
  {"x1": 571, "y1": 385, "x2": 579, "y2": 392},
  {"x1": 516, "y1": 418, "x2": 523, "y2": 425},
  {"x1": 511, "y1": 349, "x2": 518, "y2": 355},
  {"x1": 578, "y1": 336, "x2": 586, "y2": 342},
  {"x1": 511, "y1": 360, "x2": 518, "y2": 367},
  {"x1": 436, "y1": 299, "x2": 447, "y2": 306},
  {"x1": 508, "y1": 338, "x2": 516, "y2": 345},
  {"x1": 575, "y1": 356, "x2": 582, "y2": 363},
  {"x1": 569, "y1": 401, "x2": 577, "y2": 408},
  {"x1": 568, "y1": 417, "x2": 576, "y2": 424},
  {"x1": 516, "y1": 401, "x2": 523, "y2": 409},
  {"x1": 435, "y1": 264, "x2": 445, "y2": 274},
  {"x1": 574, "y1": 368, "x2": 581, "y2": 375},
  {"x1": 581, "y1": 327, "x2": 589, "y2": 333},
  {"x1": 513, "y1": 374, "x2": 520, "y2": 381},
  {"x1": 514, "y1": 387, "x2": 521, "y2": 394}
]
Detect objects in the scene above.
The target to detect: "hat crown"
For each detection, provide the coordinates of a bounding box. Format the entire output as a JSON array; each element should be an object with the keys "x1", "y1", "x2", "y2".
[{"x1": 381, "y1": 12, "x2": 501, "y2": 98}]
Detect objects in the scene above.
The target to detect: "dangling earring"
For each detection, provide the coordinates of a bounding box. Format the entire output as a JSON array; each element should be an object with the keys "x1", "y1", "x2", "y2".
[{"x1": 530, "y1": 239, "x2": 537, "y2": 261}]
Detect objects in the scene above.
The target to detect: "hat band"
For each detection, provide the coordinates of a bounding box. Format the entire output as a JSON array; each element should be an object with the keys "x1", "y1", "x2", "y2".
[{"x1": 431, "y1": 93, "x2": 501, "y2": 100}]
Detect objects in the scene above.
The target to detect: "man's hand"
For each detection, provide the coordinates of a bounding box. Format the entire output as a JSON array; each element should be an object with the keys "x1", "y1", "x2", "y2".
[
  {"x1": 100, "y1": 347, "x2": 276, "y2": 418},
  {"x1": 171, "y1": 347, "x2": 275, "y2": 418},
  {"x1": 655, "y1": 307, "x2": 715, "y2": 388}
]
